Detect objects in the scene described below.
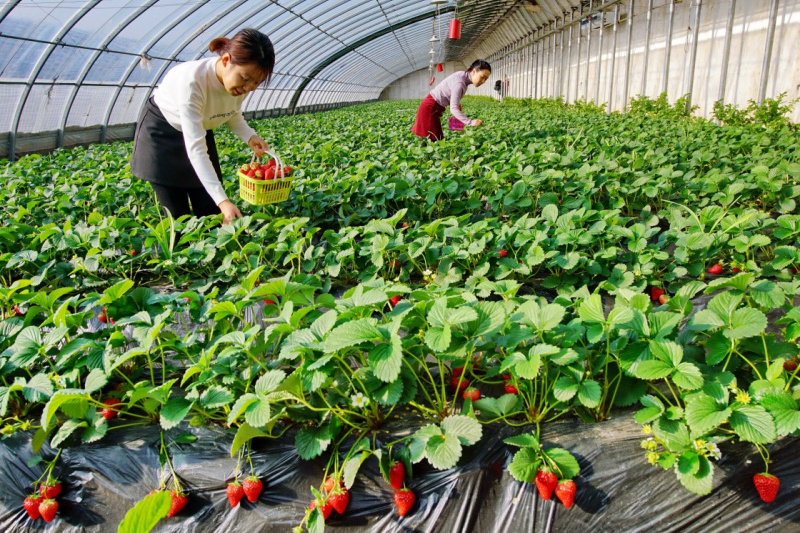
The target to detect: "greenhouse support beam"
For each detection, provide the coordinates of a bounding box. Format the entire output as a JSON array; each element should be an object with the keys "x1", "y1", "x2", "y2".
[
  {"x1": 640, "y1": 0, "x2": 653, "y2": 97},
  {"x1": 8, "y1": 0, "x2": 102, "y2": 162},
  {"x1": 595, "y1": 6, "x2": 605, "y2": 104},
  {"x1": 758, "y1": 0, "x2": 780, "y2": 105},
  {"x1": 685, "y1": 0, "x2": 702, "y2": 115},
  {"x1": 608, "y1": 3, "x2": 620, "y2": 112},
  {"x1": 574, "y1": 2, "x2": 582, "y2": 103},
  {"x1": 718, "y1": 0, "x2": 737, "y2": 104},
  {"x1": 288, "y1": 6, "x2": 454, "y2": 115},
  {"x1": 622, "y1": 0, "x2": 634, "y2": 110},
  {"x1": 57, "y1": 0, "x2": 160, "y2": 149},
  {"x1": 585, "y1": 0, "x2": 593, "y2": 102},
  {"x1": 661, "y1": 0, "x2": 676, "y2": 96}
]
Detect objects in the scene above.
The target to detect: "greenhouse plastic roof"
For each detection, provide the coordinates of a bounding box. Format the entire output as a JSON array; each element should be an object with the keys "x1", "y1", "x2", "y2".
[{"x1": 0, "y1": 0, "x2": 582, "y2": 139}]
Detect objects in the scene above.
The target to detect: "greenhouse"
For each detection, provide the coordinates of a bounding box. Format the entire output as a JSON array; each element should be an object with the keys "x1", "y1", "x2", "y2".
[{"x1": 0, "y1": 0, "x2": 799, "y2": 531}]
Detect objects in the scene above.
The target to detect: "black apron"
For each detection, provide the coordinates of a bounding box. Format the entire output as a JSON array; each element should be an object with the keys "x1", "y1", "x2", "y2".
[{"x1": 130, "y1": 97, "x2": 222, "y2": 189}]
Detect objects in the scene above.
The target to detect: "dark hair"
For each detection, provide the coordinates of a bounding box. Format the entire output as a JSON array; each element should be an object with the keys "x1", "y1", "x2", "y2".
[
  {"x1": 209, "y1": 28, "x2": 275, "y2": 84},
  {"x1": 467, "y1": 59, "x2": 492, "y2": 73}
]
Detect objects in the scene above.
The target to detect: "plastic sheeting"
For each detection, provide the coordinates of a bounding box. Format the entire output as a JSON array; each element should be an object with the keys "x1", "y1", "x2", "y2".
[{"x1": 1, "y1": 409, "x2": 798, "y2": 533}]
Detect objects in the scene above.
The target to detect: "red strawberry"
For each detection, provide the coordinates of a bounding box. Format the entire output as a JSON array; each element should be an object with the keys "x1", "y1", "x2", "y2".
[
  {"x1": 535, "y1": 469, "x2": 558, "y2": 500},
  {"x1": 98, "y1": 308, "x2": 107, "y2": 323},
  {"x1": 240, "y1": 163, "x2": 250, "y2": 173},
  {"x1": 783, "y1": 358, "x2": 798, "y2": 372},
  {"x1": 310, "y1": 499, "x2": 333, "y2": 520},
  {"x1": 389, "y1": 295, "x2": 402, "y2": 307},
  {"x1": 13, "y1": 304, "x2": 24, "y2": 316},
  {"x1": 658, "y1": 294, "x2": 669, "y2": 305},
  {"x1": 731, "y1": 267, "x2": 741, "y2": 273},
  {"x1": 266, "y1": 159, "x2": 277, "y2": 168},
  {"x1": 328, "y1": 486, "x2": 349, "y2": 514},
  {"x1": 38, "y1": 499, "x2": 58, "y2": 522},
  {"x1": 278, "y1": 166, "x2": 293, "y2": 177},
  {"x1": 753, "y1": 472, "x2": 780, "y2": 502},
  {"x1": 264, "y1": 298, "x2": 276, "y2": 305},
  {"x1": 389, "y1": 462, "x2": 405, "y2": 491},
  {"x1": 40, "y1": 480, "x2": 61, "y2": 499},
  {"x1": 101, "y1": 397, "x2": 121, "y2": 420},
  {"x1": 463, "y1": 387, "x2": 481, "y2": 402},
  {"x1": 707, "y1": 263, "x2": 723, "y2": 275},
  {"x1": 249, "y1": 161, "x2": 259, "y2": 170},
  {"x1": 264, "y1": 168, "x2": 276, "y2": 180},
  {"x1": 402, "y1": 223, "x2": 409, "y2": 229},
  {"x1": 23, "y1": 494, "x2": 43, "y2": 520},
  {"x1": 254, "y1": 169, "x2": 264, "y2": 180},
  {"x1": 167, "y1": 491, "x2": 188, "y2": 517},
  {"x1": 504, "y1": 383, "x2": 518, "y2": 395},
  {"x1": 323, "y1": 476, "x2": 342, "y2": 493},
  {"x1": 554, "y1": 479, "x2": 576, "y2": 508},
  {"x1": 498, "y1": 249, "x2": 508, "y2": 258},
  {"x1": 242, "y1": 476, "x2": 263, "y2": 503},
  {"x1": 226, "y1": 482, "x2": 245, "y2": 508},
  {"x1": 394, "y1": 488, "x2": 415, "y2": 517},
  {"x1": 451, "y1": 376, "x2": 468, "y2": 393},
  {"x1": 650, "y1": 287, "x2": 665, "y2": 302},
  {"x1": 130, "y1": 249, "x2": 138, "y2": 257},
  {"x1": 452, "y1": 366, "x2": 465, "y2": 378},
  {"x1": 246, "y1": 168, "x2": 256, "y2": 179}
]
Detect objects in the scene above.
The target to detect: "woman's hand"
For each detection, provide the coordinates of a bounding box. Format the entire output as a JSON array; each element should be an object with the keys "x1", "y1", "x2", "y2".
[
  {"x1": 471, "y1": 119, "x2": 484, "y2": 127},
  {"x1": 218, "y1": 199, "x2": 243, "y2": 225},
  {"x1": 248, "y1": 135, "x2": 269, "y2": 157}
]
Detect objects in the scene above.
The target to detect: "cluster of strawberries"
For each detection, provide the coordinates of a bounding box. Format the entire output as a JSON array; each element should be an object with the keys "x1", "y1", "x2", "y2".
[
  {"x1": 23, "y1": 479, "x2": 62, "y2": 523},
  {"x1": 388, "y1": 462, "x2": 415, "y2": 517},
  {"x1": 240, "y1": 159, "x2": 292, "y2": 181},
  {"x1": 225, "y1": 475, "x2": 263, "y2": 508},
  {"x1": 535, "y1": 468, "x2": 576, "y2": 508},
  {"x1": 309, "y1": 476, "x2": 350, "y2": 520}
]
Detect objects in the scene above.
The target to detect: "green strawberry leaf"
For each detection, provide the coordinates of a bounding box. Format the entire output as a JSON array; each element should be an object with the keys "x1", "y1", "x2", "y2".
[
  {"x1": 685, "y1": 394, "x2": 732, "y2": 437},
  {"x1": 544, "y1": 447, "x2": 581, "y2": 479},
  {"x1": 231, "y1": 423, "x2": 268, "y2": 456},
  {"x1": 441, "y1": 414, "x2": 482, "y2": 446},
  {"x1": 729, "y1": 405, "x2": 776, "y2": 443},
  {"x1": 507, "y1": 447, "x2": 540, "y2": 483},
  {"x1": 160, "y1": 398, "x2": 193, "y2": 430},
  {"x1": 324, "y1": 318, "x2": 381, "y2": 352},
  {"x1": 117, "y1": 490, "x2": 171, "y2": 533},
  {"x1": 426, "y1": 433, "x2": 463, "y2": 470},
  {"x1": 368, "y1": 333, "x2": 402, "y2": 382},
  {"x1": 757, "y1": 390, "x2": 800, "y2": 436},
  {"x1": 677, "y1": 455, "x2": 713, "y2": 495}
]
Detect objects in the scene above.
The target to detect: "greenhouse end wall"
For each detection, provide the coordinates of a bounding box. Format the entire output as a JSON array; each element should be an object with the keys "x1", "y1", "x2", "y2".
[{"x1": 387, "y1": 0, "x2": 800, "y2": 123}]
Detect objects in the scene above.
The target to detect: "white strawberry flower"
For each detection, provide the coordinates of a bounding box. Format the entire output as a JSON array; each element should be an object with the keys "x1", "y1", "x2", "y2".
[{"x1": 351, "y1": 392, "x2": 369, "y2": 408}]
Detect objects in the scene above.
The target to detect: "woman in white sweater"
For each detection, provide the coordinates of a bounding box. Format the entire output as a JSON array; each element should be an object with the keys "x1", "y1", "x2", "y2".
[{"x1": 131, "y1": 29, "x2": 274, "y2": 224}]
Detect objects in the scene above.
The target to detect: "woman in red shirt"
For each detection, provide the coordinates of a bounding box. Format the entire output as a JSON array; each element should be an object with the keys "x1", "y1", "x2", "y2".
[{"x1": 412, "y1": 60, "x2": 492, "y2": 142}]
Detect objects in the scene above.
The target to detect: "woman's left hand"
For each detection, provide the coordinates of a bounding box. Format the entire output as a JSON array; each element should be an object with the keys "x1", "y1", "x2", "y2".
[{"x1": 248, "y1": 135, "x2": 269, "y2": 157}]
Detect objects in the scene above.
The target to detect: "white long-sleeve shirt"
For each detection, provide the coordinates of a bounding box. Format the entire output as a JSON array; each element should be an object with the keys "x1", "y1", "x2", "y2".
[
  {"x1": 153, "y1": 57, "x2": 256, "y2": 205},
  {"x1": 430, "y1": 71, "x2": 475, "y2": 126}
]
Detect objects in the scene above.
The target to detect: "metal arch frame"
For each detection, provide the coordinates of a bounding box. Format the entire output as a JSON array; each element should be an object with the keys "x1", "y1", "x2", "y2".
[
  {"x1": 8, "y1": 0, "x2": 103, "y2": 159},
  {"x1": 287, "y1": 6, "x2": 455, "y2": 114},
  {"x1": 0, "y1": 0, "x2": 24, "y2": 24},
  {"x1": 98, "y1": 0, "x2": 219, "y2": 142},
  {"x1": 303, "y1": 19, "x2": 440, "y2": 106},
  {"x1": 56, "y1": 0, "x2": 160, "y2": 148}
]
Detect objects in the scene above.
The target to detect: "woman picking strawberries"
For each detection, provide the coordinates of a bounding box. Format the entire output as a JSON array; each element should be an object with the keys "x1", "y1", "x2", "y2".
[
  {"x1": 411, "y1": 60, "x2": 491, "y2": 142},
  {"x1": 130, "y1": 28, "x2": 274, "y2": 224}
]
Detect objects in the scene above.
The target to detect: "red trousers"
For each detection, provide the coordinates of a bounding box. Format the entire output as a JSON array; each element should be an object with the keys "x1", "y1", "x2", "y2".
[{"x1": 411, "y1": 94, "x2": 446, "y2": 141}]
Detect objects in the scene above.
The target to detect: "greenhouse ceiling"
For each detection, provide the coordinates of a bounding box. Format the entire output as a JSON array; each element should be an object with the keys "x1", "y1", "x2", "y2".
[{"x1": 0, "y1": 0, "x2": 581, "y2": 153}]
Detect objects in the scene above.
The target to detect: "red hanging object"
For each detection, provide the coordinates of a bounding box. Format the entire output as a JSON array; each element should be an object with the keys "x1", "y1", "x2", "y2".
[
  {"x1": 449, "y1": 19, "x2": 461, "y2": 40},
  {"x1": 429, "y1": 76, "x2": 436, "y2": 86},
  {"x1": 437, "y1": 63, "x2": 443, "y2": 72}
]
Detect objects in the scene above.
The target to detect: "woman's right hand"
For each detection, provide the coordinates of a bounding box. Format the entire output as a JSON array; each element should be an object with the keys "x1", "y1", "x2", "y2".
[
  {"x1": 218, "y1": 199, "x2": 243, "y2": 225},
  {"x1": 472, "y1": 119, "x2": 484, "y2": 127}
]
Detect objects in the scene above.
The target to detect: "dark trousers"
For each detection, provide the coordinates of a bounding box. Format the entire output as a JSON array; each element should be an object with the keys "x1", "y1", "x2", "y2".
[{"x1": 150, "y1": 183, "x2": 219, "y2": 218}]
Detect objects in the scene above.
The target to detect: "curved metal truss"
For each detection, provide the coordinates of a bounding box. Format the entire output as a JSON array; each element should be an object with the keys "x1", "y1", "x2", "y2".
[{"x1": 0, "y1": 0, "x2": 583, "y2": 158}]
